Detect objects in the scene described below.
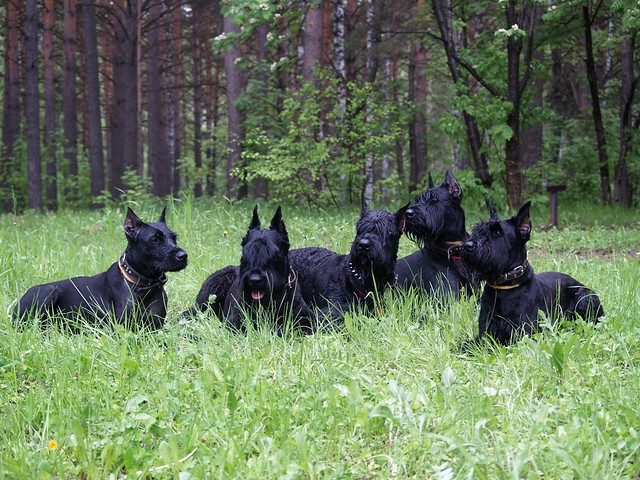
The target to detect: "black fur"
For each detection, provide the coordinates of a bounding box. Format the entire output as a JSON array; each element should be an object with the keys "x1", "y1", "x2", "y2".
[
  {"x1": 13, "y1": 207, "x2": 188, "y2": 330},
  {"x1": 396, "y1": 170, "x2": 478, "y2": 298},
  {"x1": 189, "y1": 206, "x2": 314, "y2": 334},
  {"x1": 462, "y1": 201, "x2": 604, "y2": 346},
  {"x1": 289, "y1": 202, "x2": 407, "y2": 328}
]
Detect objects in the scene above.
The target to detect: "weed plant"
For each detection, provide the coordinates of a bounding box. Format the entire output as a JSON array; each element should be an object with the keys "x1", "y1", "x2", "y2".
[{"x1": 1, "y1": 198, "x2": 639, "y2": 478}]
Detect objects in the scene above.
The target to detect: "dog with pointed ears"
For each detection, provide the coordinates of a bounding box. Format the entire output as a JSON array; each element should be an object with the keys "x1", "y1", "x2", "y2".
[
  {"x1": 14, "y1": 207, "x2": 188, "y2": 330},
  {"x1": 458, "y1": 201, "x2": 604, "y2": 346}
]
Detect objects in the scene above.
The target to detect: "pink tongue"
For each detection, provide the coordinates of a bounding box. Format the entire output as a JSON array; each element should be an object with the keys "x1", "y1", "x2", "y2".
[{"x1": 251, "y1": 290, "x2": 265, "y2": 301}]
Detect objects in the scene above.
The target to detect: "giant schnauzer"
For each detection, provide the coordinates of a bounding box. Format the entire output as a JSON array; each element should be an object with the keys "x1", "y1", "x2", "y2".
[
  {"x1": 459, "y1": 201, "x2": 604, "y2": 346},
  {"x1": 289, "y1": 202, "x2": 407, "y2": 328},
  {"x1": 14, "y1": 207, "x2": 188, "y2": 330},
  {"x1": 189, "y1": 205, "x2": 314, "y2": 334},
  {"x1": 396, "y1": 170, "x2": 478, "y2": 298}
]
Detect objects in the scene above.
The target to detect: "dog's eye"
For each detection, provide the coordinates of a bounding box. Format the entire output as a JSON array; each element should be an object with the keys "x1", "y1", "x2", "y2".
[{"x1": 152, "y1": 233, "x2": 164, "y2": 243}]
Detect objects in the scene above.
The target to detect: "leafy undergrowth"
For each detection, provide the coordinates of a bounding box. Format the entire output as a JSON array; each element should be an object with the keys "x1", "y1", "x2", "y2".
[{"x1": 1, "y1": 199, "x2": 639, "y2": 478}]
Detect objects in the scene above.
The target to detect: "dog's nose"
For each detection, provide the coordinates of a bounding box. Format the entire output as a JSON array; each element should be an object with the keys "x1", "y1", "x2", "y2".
[
  {"x1": 358, "y1": 238, "x2": 371, "y2": 251},
  {"x1": 248, "y1": 273, "x2": 263, "y2": 288},
  {"x1": 463, "y1": 240, "x2": 476, "y2": 251},
  {"x1": 176, "y1": 250, "x2": 188, "y2": 262}
]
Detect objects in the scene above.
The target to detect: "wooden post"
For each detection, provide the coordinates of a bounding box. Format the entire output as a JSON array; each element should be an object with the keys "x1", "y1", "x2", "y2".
[{"x1": 546, "y1": 184, "x2": 566, "y2": 227}]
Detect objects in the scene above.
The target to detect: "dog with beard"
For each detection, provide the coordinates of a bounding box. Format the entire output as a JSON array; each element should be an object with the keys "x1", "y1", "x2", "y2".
[
  {"x1": 189, "y1": 206, "x2": 314, "y2": 334},
  {"x1": 458, "y1": 201, "x2": 604, "y2": 346},
  {"x1": 288, "y1": 201, "x2": 407, "y2": 328},
  {"x1": 396, "y1": 170, "x2": 478, "y2": 299}
]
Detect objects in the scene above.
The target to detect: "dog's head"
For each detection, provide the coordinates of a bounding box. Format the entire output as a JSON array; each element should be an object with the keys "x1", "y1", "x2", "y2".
[
  {"x1": 462, "y1": 201, "x2": 531, "y2": 281},
  {"x1": 350, "y1": 201, "x2": 407, "y2": 280},
  {"x1": 123, "y1": 206, "x2": 188, "y2": 275},
  {"x1": 404, "y1": 170, "x2": 465, "y2": 247},
  {"x1": 238, "y1": 205, "x2": 291, "y2": 305}
]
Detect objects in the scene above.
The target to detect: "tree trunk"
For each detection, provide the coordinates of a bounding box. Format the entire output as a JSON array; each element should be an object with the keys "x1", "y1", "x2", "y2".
[
  {"x1": 169, "y1": 0, "x2": 182, "y2": 194},
  {"x1": 63, "y1": 0, "x2": 79, "y2": 202},
  {"x1": 43, "y1": 0, "x2": 57, "y2": 210},
  {"x1": 303, "y1": 0, "x2": 324, "y2": 83},
  {"x1": 110, "y1": 0, "x2": 139, "y2": 196},
  {"x1": 223, "y1": 14, "x2": 247, "y2": 198},
  {"x1": 83, "y1": 0, "x2": 105, "y2": 203},
  {"x1": 431, "y1": 0, "x2": 491, "y2": 188},
  {"x1": 408, "y1": 33, "x2": 427, "y2": 193},
  {"x1": 614, "y1": 31, "x2": 635, "y2": 206},
  {"x1": 583, "y1": 5, "x2": 612, "y2": 205},
  {"x1": 25, "y1": 0, "x2": 43, "y2": 210},
  {"x1": 193, "y1": 18, "x2": 204, "y2": 198},
  {"x1": 504, "y1": 0, "x2": 523, "y2": 209},
  {"x1": 1, "y1": 0, "x2": 22, "y2": 211},
  {"x1": 148, "y1": 0, "x2": 171, "y2": 197}
]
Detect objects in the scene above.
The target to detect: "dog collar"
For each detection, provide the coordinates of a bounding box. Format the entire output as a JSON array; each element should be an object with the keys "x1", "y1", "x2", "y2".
[
  {"x1": 118, "y1": 253, "x2": 167, "y2": 291},
  {"x1": 444, "y1": 240, "x2": 465, "y2": 261},
  {"x1": 347, "y1": 262, "x2": 370, "y2": 298},
  {"x1": 286, "y1": 268, "x2": 297, "y2": 290},
  {"x1": 489, "y1": 260, "x2": 530, "y2": 289}
]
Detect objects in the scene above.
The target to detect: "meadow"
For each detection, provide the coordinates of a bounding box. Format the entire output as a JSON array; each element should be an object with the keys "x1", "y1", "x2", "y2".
[{"x1": 1, "y1": 198, "x2": 639, "y2": 479}]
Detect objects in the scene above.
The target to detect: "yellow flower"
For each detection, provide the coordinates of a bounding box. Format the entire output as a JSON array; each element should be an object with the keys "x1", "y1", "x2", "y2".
[
  {"x1": 223, "y1": 230, "x2": 229, "y2": 236},
  {"x1": 48, "y1": 439, "x2": 58, "y2": 451}
]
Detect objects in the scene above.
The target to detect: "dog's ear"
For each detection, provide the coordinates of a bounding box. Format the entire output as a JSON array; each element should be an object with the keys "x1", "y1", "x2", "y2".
[
  {"x1": 486, "y1": 199, "x2": 498, "y2": 219},
  {"x1": 396, "y1": 202, "x2": 409, "y2": 233},
  {"x1": 249, "y1": 204, "x2": 261, "y2": 230},
  {"x1": 361, "y1": 198, "x2": 369, "y2": 217},
  {"x1": 270, "y1": 206, "x2": 289, "y2": 240},
  {"x1": 443, "y1": 170, "x2": 462, "y2": 198},
  {"x1": 124, "y1": 207, "x2": 144, "y2": 239},
  {"x1": 514, "y1": 201, "x2": 532, "y2": 240},
  {"x1": 158, "y1": 205, "x2": 167, "y2": 224},
  {"x1": 428, "y1": 173, "x2": 435, "y2": 189}
]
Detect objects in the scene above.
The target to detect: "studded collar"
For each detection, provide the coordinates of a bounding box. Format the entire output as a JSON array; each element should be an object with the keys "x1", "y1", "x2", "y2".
[
  {"x1": 488, "y1": 259, "x2": 531, "y2": 290},
  {"x1": 118, "y1": 252, "x2": 167, "y2": 291}
]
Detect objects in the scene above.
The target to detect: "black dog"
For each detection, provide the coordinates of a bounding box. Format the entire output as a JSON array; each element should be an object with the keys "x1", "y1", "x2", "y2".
[
  {"x1": 14, "y1": 207, "x2": 188, "y2": 330},
  {"x1": 396, "y1": 170, "x2": 478, "y2": 298},
  {"x1": 189, "y1": 206, "x2": 314, "y2": 334},
  {"x1": 459, "y1": 201, "x2": 604, "y2": 346},
  {"x1": 288, "y1": 202, "x2": 407, "y2": 328}
]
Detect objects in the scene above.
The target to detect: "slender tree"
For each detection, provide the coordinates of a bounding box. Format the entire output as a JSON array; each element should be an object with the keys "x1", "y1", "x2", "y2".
[
  {"x1": 43, "y1": 0, "x2": 57, "y2": 210},
  {"x1": 63, "y1": 0, "x2": 79, "y2": 201},
  {"x1": 25, "y1": 0, "x2": 43, "y2": 210},
  {"x1": 83, "y1": 0, "x2": 105, "y2": 203},
  {"x1": 1, "y1": 0, "x2": 23, "y2": 211}
]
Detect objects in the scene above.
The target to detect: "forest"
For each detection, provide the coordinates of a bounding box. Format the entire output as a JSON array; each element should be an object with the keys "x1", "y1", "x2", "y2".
[{"x1": 0, "y1": 0, "x2": 638, "y2": 212}]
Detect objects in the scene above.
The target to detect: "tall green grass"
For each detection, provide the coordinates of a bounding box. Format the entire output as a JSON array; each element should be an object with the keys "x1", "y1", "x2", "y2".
[{"x1": 1, "y1": 198, "x2": 639, "y2": 478}]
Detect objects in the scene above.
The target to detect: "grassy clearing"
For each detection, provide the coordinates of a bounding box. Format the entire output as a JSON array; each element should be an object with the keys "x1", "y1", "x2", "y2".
[{"x1": 1, "y1": 198, "x2": 639, "y2": 478}]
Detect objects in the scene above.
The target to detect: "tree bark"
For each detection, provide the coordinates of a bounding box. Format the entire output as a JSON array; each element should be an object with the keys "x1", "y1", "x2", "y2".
[
  {"x1": 63, "y1": 0, "x2": 79, "y2": 202},
  {"x1": 1, "y1": 0, "x2": 22, "y2": 211},
  {"x1": 223, "y1": 14, "x2": 247, "y2": 198},
  {"x1": 408, "y1": 29, "x2": 427, "y2": 193},
  {"x1": 193, "y1": 15, "x2": 204, "y2": 198},
  {"x1": 43, "y1": 0, "x2": 57, "y2": 210},
  {"x1": 168, "y1": 0, "x2": 182, "y2": 194},
  {"x1": 583, "y1": 5, "x2": 612, "y2": 205},
  {"x1": 83, "y1": 0, "x2": 105, "y2": 203},
  {"x1": 148, "y1": 0, "x2": 171, "y2": 197},
  {"x1": 25, "y1": 0, "x2": 43, "y2": 210}
]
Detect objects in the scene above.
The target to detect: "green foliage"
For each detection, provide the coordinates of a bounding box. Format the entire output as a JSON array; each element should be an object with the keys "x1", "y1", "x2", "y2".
[
  {"x1": 240, "y1": 74, "x2": 404, "y2": 206},
  {"x1": 1, "y1": 201, "x2": 640, "y2": 477}
]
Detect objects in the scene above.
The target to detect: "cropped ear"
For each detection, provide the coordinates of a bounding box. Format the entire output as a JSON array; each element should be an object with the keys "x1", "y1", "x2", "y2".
[
  {"x1": 269, "y1": 206, "x2": 289, "y2": 241},
  {"x1": 124, "y1": 207, "x2": 144, "y2": 239},
  {"x1": 486, "y1": 199, "x2": 498, "y2": 219},
  {"x1": 360, "y1": 197, "x2": 369, "y2": 217},
  {"x1": 249, "y1": 204, "x2": 261, "y2": 230},
  {"x1": 157, "y1": 205, "x2": 167, "y2": 224},
  {"x1": 443, "y1": 170, "x2": 462, "y2": 198},
  {"x1": 428, "y1": 173, "x2": 435, "y2": 189},
  {"x1": 396, "y1": 202, "x2": 409, "y2": 233},
  {"x1": 514, "y1": 201, "x2": 532, "y2": 241}
]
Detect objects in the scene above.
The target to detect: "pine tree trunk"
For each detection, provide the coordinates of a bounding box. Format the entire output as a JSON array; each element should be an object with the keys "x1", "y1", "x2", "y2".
[
  {"x1": 614, "y1": 33, "x2": 635, "y2": 206},
  {"x1": 25, "y1": 0, "x2": 43, "y2": 210},
  {"x1": 63, "y1": 0, "x2": 79, "y2": 202},
  {"x1": 43, "y1": 0, "x2": 57, "y2": 210},
  {"x1": 83, "y1": 0, "x2": 105, "y2": 203}
]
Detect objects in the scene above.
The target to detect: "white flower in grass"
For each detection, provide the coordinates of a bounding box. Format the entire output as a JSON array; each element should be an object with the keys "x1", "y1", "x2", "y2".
[{"x1": 483, "y1": 386, "x2": 497, "y2": 397}]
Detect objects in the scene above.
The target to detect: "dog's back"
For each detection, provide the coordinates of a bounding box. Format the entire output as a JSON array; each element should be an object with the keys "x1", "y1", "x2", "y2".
[{"x1": 535, "y1": 271, "x2": 605, "y2": 321}]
